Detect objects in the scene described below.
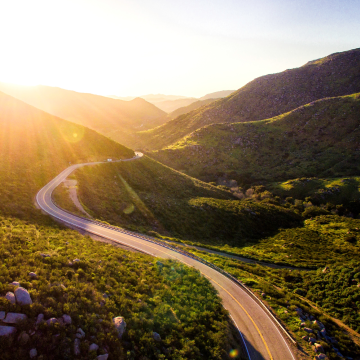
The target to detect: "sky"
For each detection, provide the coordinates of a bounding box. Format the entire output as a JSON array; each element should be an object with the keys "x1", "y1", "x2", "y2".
[{"x1": 0, "y1": 0, "x2": 359, "y2": 98}]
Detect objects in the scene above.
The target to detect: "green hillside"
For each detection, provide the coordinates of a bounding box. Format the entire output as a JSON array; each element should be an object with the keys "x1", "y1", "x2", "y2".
[
  {"x1": 0, "y1": 91, "x2": 134, "y2": 220},
  {"x1": 135, "y1": 47, "x2": 360, "y2": 150},
  {"x1": 151, "y1": 93, "x2": 360, "y2": 184},
  {"x1": 0, "y1": 215, "x2": 240, "y2": 360},
  {"x1": 54, "y1": 156, "x2": 301, "y2": 246},
  {"x1": 0, "y1": 83, "x2": 168, "y2": 147}
]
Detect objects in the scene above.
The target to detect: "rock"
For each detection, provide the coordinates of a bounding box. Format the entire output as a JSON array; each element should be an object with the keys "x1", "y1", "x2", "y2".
[
  {"x1": 309, "y1": 337, "x2": 317, "y2": 344},
  {"x1": 76, "y1": 328, "x2": 85, "y2": 339},
  {"x1": 300, "y1": 322, "x2": 306, "y2": 327},
  {"x1": 0, "y1": 325, "x2": 17, "y2": 336},
  {"x1": 320, "y1": 328, "x2": 326, "y2": 336},
  {"x1": 316, "y1": 354, "x2": 328, "y2": 360},
  {"x1": 36, "y1": 314, "x2": 44, "y2": 325},
  {"x1": 261, "y1": 292, "x2": 266, "y2": 298},
  {"x1": 302, "y1": 335, "x2": 309, "y2": 341},
  {"x1": 313, "y1": 320, "x2": 324, "y2": 329},
  {"x1": 3, "y1": 313, "x2": 27, "y2": 324},
  {"x1": 153, "y1": 332, "x2": 161, "y2": 341},
  {"x1": 14, "y1": 287, "x2": 32, "y2": 305},
  {"x1": 89, "y1": 343, "x2": 99, "y2": 352},
  {"x1": 60, "y1": 284, "x2": 67, "y2": 290},
  {"x1": 29, "y1": 272, "x2": 37, "y2": 279},
  {"x1": 18, "y1": 331, "x2": 30, "y2": 345},
  {"x1": 0, "y1": 311, "x2": 5, "y2": 320},
  {"x1": 74, "y1": 338, "x2": 81, "y2": 356},
  {"x1": 314, "y1": 343, "x2": 324, "y2": 353},
  {"x1": 295, "y1": 307, "x2": 303, "y2": 315},
  {"x1": 73, "y1": 259, "x2": 80, "y2": 263},
  {"x1": 47, "y1": 318, "x2": 58, "y2": 326},
  {"x1": 62, "y1": 314, "x2": 72, "y2": 325},
  {"x1": 40, "y1": 254, "x2": 51, "y2": 258},
  {"x1": 97, "y1": 355, "x2": 109, "y2": 360},
  {"x1": 5, "y1": 292, "x2": 16, "y2": 304},
  {"x1": 304, "y1": 327, "x2": 313, "y2": 333},
  {"x1": 29, "y1": 348, "x2": 37, "y2": 358},
  {"x1": 113, "y1": 317, "x2": 126, "y2": 338},
  {"x1": 9, "y1": 281, "x2": 20, "y2": 287},
  {"x1": 322, "y1": 266, "x2": 330, "y2": 273}
]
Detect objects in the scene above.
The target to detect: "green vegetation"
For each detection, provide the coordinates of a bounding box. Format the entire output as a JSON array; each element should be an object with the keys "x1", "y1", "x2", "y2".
[
  {"x1": 0, "y1": 91, "x2": 134, "y2": 221},
  {"x1": 183, "y1": 249, "x2": 360, "y2": 359},
  {"x1": 57, "y1": 156, "x2": 301, "y2": 245},
  {"x1": 0, "y1": 215, "x2": 241, "y2": 359},
  {"x1": 151, "y1": 93, "x2": 360, "y2": 183},
  {"x1": 134, "y1": 48, "x2": 360, "y2": 150}
]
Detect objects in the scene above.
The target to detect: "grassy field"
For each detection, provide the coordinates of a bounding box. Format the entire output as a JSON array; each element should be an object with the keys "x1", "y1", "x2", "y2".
[
  {"x1": 150, "y1": 93, "x2": 360, "y2": 184},
  {"x1": 0, "y1": 215, "x2": 242, "y2": 360},
  {"x1": 133, "y1": 48, "x2": 360, "y2": 150}
]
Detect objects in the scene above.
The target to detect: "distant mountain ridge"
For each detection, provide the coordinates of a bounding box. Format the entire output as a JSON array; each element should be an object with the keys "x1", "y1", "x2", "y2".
[
  {"x1": 0, "y1": 83, "x2": 168, "y2": 146},
  {"x1": 134, "y1": 48, "x2": 360, "y2": 150},
  {"x1": 0, "y1": 91, "x2": 133, "y2": 219}
]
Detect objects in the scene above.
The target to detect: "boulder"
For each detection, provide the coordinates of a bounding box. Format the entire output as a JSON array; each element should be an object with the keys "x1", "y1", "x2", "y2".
[
  {"x1": 3, "y1": 313, "x2": 27, "y2": 324},
  {"x1": 314, "y1": 343, "x2": 324, "y2": 353},
  {"x1": 74, "y1": 338, "x2": 81, "y2": 356},
  {"x1": 76, "y1": 328, "x2": 85, "y2": 339},
  {"x1": 29, "y1": 272, "x2": 37, "y2": 279},
  {"x1": 89, "y1": 343, "x2": 99, "y2": 352},
  {"x1": 62, "y1": 314, "x2": 72, "y2": 325},
  {"x1": 18, "y1": 331, "x2": 30, "y2": 345},
  {"x1": 36, "y1": 313, "x2": 44, "y2": 325},
  {"x1": 47, "y1": 318, "x2": 58, "y2": 326},
  {"x1": 97, "y1": 355, "x2": 109, "y2": 360},
  {"x1": 316, "y1": 354, "x2": 328, "y2": 360},
  {"x1": 153, "y1": 332, "x2": 161, "y2": 341},
  {"x1": 0, "y1": 325, "x2": 17, "y2": 336},
  {"x1": 29, "y1": 348, "x2": 37, "y2": 358},
  {"x1": 304, "y1": 327, "x2": 313, "y2": 333},
  {"x1": 302, "y1": 335, "x2": 309, "y2": 341},
  {"x1": 9, "y1": 281, "x2": 20, "y2": 287},
  {"x1": 113, "y1": 317, "x2": 126, "y2": 338},
  {"x1": 73, "y1": 259, "x2": 80, "y2": 263},
  {"x1": 5, "y1": 292, "x2": 16, "y2": 304},
  {"x1": 0, "y1": 311, "x2": 5, "y2": 320},
  {"x1": 14, "y1": 287, "x2": 32, "y2": 305},
  {"x1": 309, "y1": 337, "x2": 317, "y2": 344}
]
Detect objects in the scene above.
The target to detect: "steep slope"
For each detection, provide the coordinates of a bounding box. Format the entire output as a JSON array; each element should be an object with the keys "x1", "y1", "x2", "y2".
[
  {"x1": 136, "y1": 47, "x2": 360, "y2": 150},
  {"x1": 0, "y1": 91, "x2": 134, "y2": 219},
  {"x1": 168, "y1": 98, "x2": 220, "y2": 119},
  {"x1": 0, "y1": 83, "x2": 168, "y2": 146},
  {"x1": 151, "y1": 93, "x2": 360, "y2": 183}
]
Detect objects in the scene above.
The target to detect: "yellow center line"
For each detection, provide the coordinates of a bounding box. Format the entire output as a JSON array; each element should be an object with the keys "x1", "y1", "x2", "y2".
[{"x1": 41, "y1": 184, "x2": 273, "y2": 360}]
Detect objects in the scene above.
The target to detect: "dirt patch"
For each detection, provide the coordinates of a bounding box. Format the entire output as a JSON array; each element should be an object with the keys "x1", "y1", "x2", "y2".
[{"x1": 63, "y1": 179, "x2": 93, "y2": 218}]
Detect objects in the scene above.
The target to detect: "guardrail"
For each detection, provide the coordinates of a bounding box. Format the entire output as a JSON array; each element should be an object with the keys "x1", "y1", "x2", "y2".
[{"x1": 48, "y1": 192, "x2": 297, "y2": 347}]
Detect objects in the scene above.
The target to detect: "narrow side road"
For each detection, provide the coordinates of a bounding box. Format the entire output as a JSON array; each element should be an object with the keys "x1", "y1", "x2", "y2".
[{"x1": 36, "y1": 153, "x2": 298, "y2": 360}]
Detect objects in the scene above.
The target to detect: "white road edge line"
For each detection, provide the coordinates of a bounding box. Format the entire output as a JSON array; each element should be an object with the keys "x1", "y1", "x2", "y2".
[{"x1": 229, "y1": 314, "x2": 252, "y2": 360}]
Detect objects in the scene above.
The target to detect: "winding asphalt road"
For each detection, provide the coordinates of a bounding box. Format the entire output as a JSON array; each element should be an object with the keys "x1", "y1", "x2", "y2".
[{"x1": 36, "y1": 153, "x2": 297, "y2": 360}]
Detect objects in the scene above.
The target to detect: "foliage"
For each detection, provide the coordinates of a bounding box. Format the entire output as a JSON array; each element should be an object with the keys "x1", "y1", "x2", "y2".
[
  {"x1": 55, "y1": 156, "x2": 301, "y2": 245},
  {"x1": 0, "y1": 216, "x2": 239, "y2": 360},
  {"x1": 150, "y1": 93, "x2": 360, "y2": 183},
  {"x1": 134, "y1": 48, "x2": 360, "y2": 150},
  {"x1": 0, "y1": 91, "x2": 134, "y2": 221}
]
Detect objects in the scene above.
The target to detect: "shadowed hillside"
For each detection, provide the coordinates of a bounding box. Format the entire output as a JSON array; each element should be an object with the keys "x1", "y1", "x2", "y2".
[
  {"x1": 0, "y1": 83, "x2": 168, "y2": 146},
  {"x1": 135, "y1": 48, "x2": 360, "y2": 150},
  {"x1": 0, "y1": 91, "x2": 134, "y2": 219},
  {"x1": 151, "y1": 93, "x2": 360, "y2": 183}
]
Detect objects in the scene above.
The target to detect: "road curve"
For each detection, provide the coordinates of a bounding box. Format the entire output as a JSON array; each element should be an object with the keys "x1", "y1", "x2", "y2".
[{"x1": 36, "y1": 153, "x2": 297, "y2": 360}]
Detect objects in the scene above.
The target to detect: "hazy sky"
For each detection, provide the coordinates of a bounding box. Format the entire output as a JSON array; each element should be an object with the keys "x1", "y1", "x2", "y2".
[{"x1": 0, "y1": 0, "x2": 359, "y2": 97}]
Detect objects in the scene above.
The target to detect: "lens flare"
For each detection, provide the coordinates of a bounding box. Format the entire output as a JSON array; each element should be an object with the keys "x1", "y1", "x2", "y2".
[{"x1": 229, "y1": 349, "x2": 239, "y2": 358}]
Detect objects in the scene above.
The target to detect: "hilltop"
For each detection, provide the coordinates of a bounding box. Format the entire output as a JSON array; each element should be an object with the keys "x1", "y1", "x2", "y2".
[
  {"x1": 0, "y1": 83, "x2": 168, "y2": 146},
  {"x1": 151, "y1": 93, "x2": 360, "y2": 184},
  {"x1": 199, "y1": 90, "x2": 234, "y2": 100},
  {"x1": 0, "y1": 91, "x2": 134, "y2": 220},
  {"x1": 135, "y1": 47, "x2": 360, "y2": 150},
  {"x1": 168, "y1": 98, "x2": 220, "y2": 119}
]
